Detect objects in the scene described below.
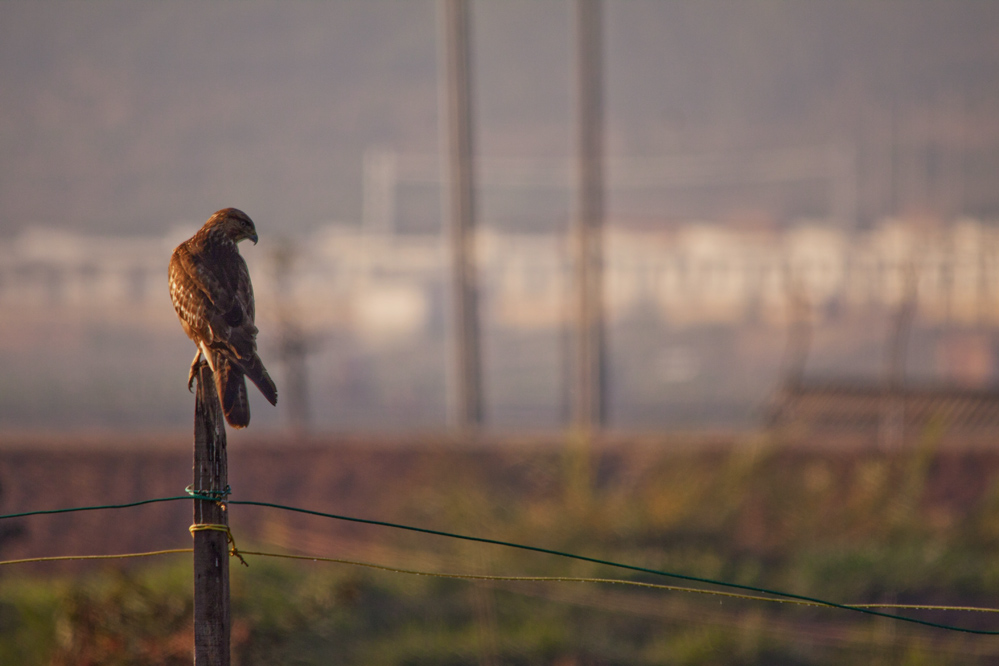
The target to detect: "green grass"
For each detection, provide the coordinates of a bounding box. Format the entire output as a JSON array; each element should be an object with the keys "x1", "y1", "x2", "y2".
[{"x1": 4, "y1": 438, "x2": 999, "y2": 664}]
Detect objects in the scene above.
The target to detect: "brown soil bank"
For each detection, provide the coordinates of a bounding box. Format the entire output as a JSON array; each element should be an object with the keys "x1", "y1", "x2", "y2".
[{"x1": 0, "y1": 431, "x2": 997, "y2": 577}]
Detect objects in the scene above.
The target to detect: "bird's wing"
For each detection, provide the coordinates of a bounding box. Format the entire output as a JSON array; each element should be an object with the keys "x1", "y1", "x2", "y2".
[
  {"x1": 173, "y1": 243, "x2": 237, "y2": 316},
  {"x1": 232, "y1": 252, "x2": 256, "y2": 325},
  {"x1": 169, "y1": 246, "x2": 215, "y2": 342},
  {"x1": 172, "y1": 242, "x2": 259, "y2": 358},
  {"x1": 218, "y1": 251, "x2": 258, "y2": 359},
  {"x1": 223, "y1": 253, "x2": 276, "y2": 405}
]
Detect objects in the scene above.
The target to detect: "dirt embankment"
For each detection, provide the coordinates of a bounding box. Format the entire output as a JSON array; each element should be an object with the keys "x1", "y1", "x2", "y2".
[{"x1": 1, "y1": 432, "x2": 997, "y2": 573}]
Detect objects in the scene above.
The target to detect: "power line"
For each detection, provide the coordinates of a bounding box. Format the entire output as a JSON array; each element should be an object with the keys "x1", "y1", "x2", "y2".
[
  {"x1": 0, "y1": 549, "x2": 192, "y2": 566},
  {"x1": 4, "y1": 546, "x2": 998, "y2": 618},
  {"x1": 225, "y1": 498, "x2": 999, "y2": 636},
  {"x1": 229, "y1": 550, "x2": 999, "y2": 616},
  {"x1": 0, "y1": 495, "x2": 194, "y2": 520},
  {"x1": 1, "y1": 493, "x2": 993, "y2": 635}
]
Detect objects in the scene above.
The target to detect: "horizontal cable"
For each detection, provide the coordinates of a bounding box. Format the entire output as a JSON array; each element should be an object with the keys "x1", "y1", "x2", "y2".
[
  {"x1": 0, "y1": 549, "x2": 192, "y2": 566},
  {"x1": 236, "y1": 549, "x2": 999, "y2": 615},
  {"x1": 228, "y1": 498, "x2": 999, "y2": 636},
  {"x1": 2, "y1": 545, "x2": 997, "y2": 618},
  {"x1": 2, "y1": 494, "x2": 997, "y2": 635},
  {"x1": 0, "y1": 496, "x2": 193, "y2": 520}
]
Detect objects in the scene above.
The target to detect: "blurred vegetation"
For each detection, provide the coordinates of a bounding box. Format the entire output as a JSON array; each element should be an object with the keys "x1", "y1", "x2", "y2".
[{"x1": 4, "y1": 437, "x2": 999, "y2": 665}]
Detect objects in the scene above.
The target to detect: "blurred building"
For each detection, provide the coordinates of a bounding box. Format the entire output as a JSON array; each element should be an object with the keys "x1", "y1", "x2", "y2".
[
  {"x1": 2, "y1": 216, "x2": 999, "y2": 431},
  {"x1": 8, "y1": 218, "x2": 999, "y2": 331}
]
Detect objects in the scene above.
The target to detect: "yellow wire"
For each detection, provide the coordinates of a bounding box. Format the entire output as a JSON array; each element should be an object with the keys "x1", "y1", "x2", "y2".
[
  {"x1": 189, "y1": 523, "x2": 232, "y2": 536},
  {"x1": 0, "y1": 549, "x2": 192, "y2": 565},
  {"x1": 2, "y1": 546, "x2": 997, "y2": 616},
  {"x1": 190, "y1": 523, "x2": 248, "y2": 566},
  {"x1": 236, "y1": 550, "x2": 999, "y2": 615}
]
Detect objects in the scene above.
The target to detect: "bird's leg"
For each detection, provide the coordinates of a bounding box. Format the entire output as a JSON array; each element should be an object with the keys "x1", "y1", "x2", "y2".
[{"x1": 187, "y1": 350, "x2": 207, "y2": 392}]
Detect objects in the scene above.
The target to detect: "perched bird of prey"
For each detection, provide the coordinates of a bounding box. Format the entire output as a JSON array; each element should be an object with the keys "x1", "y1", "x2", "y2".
[{"x1": 169, "y1": 208, "x2": 278, "y2": 428}]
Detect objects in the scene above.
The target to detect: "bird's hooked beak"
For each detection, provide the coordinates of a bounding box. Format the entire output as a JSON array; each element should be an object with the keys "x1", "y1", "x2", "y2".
[{"x1": 249, "y1": 233, "x2": 259, "y2": 245}]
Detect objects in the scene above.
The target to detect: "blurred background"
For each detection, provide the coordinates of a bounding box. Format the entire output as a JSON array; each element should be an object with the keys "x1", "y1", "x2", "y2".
[
  {"x1": 4, "y1": 0, "x2": 999, "y2": 435},
  {"x1": 6, "y1": 3, "x2": 999, "y2": 663}
]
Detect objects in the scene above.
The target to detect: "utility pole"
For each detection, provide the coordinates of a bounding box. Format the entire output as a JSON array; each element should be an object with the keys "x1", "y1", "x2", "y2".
[
  {"x1": 573, "y1": 0, "x2": 605, "y2": 433},
  {"x1": 192, "y1": 364, "x2": 230, "y2": 665},
  {"x1": 272, "y1": 238, "x2": 312, "y2": 433},
  {"x1": 439, "y1": 0, "x2": 482, "y2": 433},
  {"x1": 881, "y1": 264, "x2": 916, "y2": 450}
]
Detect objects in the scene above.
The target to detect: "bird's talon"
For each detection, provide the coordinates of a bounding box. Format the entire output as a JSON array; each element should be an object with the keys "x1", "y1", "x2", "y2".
[{"x1": 187, "y1": 353, "x2": 207, "y2": 392}]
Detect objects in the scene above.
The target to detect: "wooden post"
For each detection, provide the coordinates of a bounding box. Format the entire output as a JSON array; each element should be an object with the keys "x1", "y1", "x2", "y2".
[{"x1": 193, "y1": 364, "x2": 230, "y2": 665}]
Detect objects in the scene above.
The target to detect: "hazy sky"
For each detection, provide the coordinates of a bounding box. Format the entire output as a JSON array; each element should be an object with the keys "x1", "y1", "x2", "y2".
[
  {"x1": 3, "y1": 1, "x2": 999, "y2": 236},
  {"x1": 0, "y1": 2, "x2": 442, "y2": 235}
]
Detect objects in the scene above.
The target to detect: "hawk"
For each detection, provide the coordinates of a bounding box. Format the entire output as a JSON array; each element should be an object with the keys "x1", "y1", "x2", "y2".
[{"x1": 169, "y1": 208, "x2": 278, "y2": 428}]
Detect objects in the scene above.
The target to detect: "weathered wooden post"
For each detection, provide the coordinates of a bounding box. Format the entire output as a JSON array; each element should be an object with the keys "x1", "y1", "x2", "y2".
[{"x1": 192, "y1": 363, "x2": 230, "y2": 665}]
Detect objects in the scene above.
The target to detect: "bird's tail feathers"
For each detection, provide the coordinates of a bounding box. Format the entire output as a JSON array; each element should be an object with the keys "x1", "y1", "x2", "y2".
[
  {"x1": 238, "y1": 354, "x2": 278, "y2": 406},
  {"x1": 213, "y1": 354, "x2": 251, "y2": 428}
]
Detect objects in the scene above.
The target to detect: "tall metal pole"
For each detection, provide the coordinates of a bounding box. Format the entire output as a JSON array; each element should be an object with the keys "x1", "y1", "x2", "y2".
[
  {"x1": 573, "y1": 0, "x2": 605, "y2": 432},
  {"x1": 439, "y1": 0, "x2": 482, "y2": 432},
  {"x1": 272, "y1": 239, "x2": 311, "y2": 434}
]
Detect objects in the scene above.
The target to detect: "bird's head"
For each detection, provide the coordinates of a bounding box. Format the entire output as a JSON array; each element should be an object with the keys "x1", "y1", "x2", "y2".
[{"x1": 209, "y1": 208, "x2": 259, "y2": 244}]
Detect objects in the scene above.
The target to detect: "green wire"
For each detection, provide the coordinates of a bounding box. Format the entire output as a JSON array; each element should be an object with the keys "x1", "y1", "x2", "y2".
[
  {"x1": 0, "y1": 496, "x2": 195, "y2": 520},
  {"x1": 227, "y1": 498, "x2": 999, "y2": 636},
  {"x1": 2, "y1": 494, "x2": 997, "y2": 636}
]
